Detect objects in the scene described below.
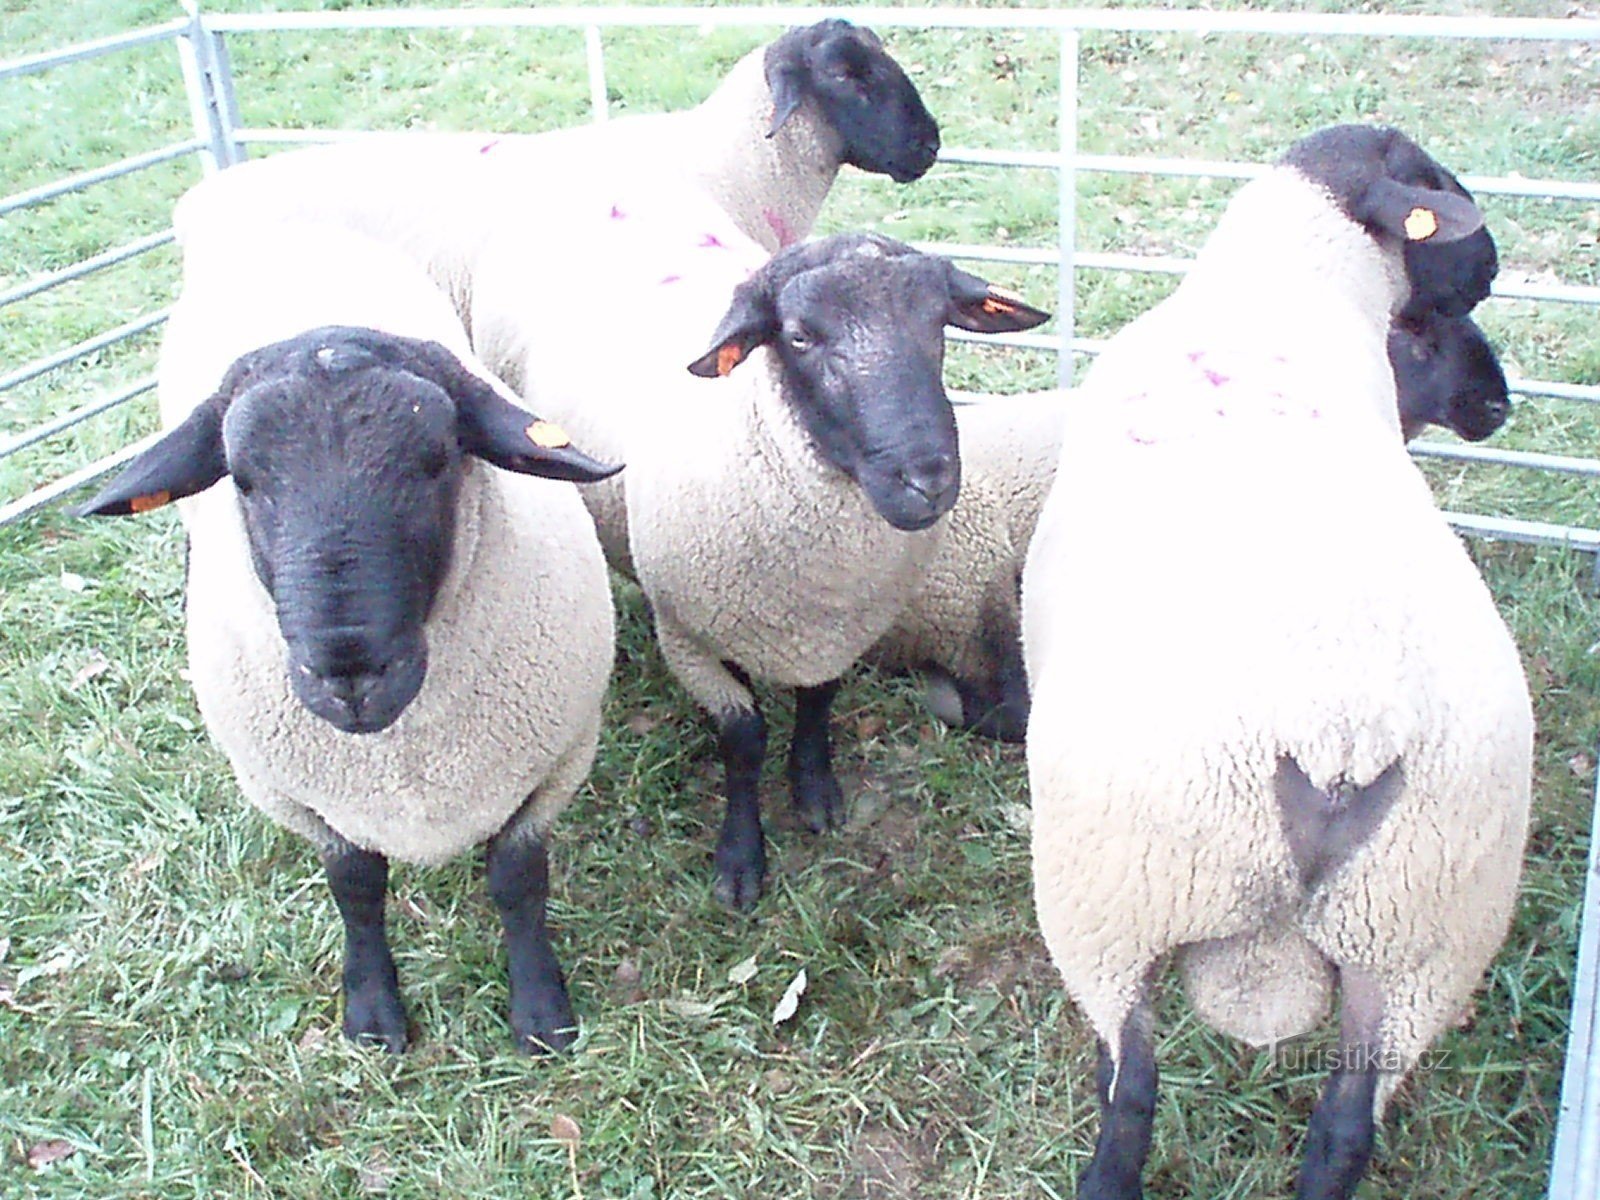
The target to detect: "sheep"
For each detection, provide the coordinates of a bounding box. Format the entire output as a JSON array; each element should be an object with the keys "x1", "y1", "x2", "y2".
[
  {"x1": 616, "y1": 232, "x2": 1048, "y2": 909},
  {"x1": 75, "y1": 221, "x2": 621, "y2": 1056},
  {"x1": 171, "y1": 19, "x2": 939, "y2": 574},
  {"x1": 1019, "y1": 125, "x2": 1531, "y2": 1200},
  {"x1": 866, "y1": 307, "x2": 1508, "y2": 746}
]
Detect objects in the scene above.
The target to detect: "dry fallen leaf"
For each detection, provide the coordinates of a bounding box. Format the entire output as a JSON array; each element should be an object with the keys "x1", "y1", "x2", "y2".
[
  {"x1": 549, "y1": 1113, "x2": 581, "y2": 1147},
  {"x1": 772, "y1": 968, "x2": 808, "y2": 1025},
  {"x1": 625, "y1": 711, "x2": 661, "y2": 736},
  {"x1": 70, "y1": 651, "x2": 111, "y2": 690},
  {"x1": 26, "y1": 1140, "x2": 78, "y2": 1171},
  {"x1": 727, "y1": 954, "x2": 758, "y2": 986}
]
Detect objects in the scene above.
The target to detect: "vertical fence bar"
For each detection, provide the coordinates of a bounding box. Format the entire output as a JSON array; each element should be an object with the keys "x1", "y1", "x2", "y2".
[
  {"x1": 585, "y1": 24, "x2": 608, "y2": 122},
  {"x1": 205, "y1": 30, "x2": 245, "y2": 166},
  {"x1": 1550, "y1": 765, "x2": 1600, "y2": 1200},
  {"x1": 1056, "y1": 30, "x2": 1079, "y2": 388},
  {"x1": 175, "y1": 1, "x2": 242, "y2": 173}
]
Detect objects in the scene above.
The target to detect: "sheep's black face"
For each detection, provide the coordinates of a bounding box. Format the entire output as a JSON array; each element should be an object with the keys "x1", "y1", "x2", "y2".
[
  {"x1": 770, "y1": 250, "x2": 962, "y2": 531},
  {"x1": 765, "y1": 20, "x2": 940, "y2": 184},
  {"x1": 1389, "y1": 312, "x2": 1510, "y2": 443},
  {"x1": 1280, "y1": 124, "x2": 1496, "y2": 320},
  {"x1": 224, "y1": 369, "x2": 464, "y2": 735}
]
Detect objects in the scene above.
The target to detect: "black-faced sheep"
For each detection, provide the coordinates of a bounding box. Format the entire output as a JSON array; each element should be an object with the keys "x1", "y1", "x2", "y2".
[
  {"x1": 625, "y1": 233, "x2": 1047, "y2": 909},
  {"x1": 77, "y1": 224, "x2": 620, "y2": 1056},
  {"x1": 1021, "y1": 125, "x2": 1531, "y2": 1200}
]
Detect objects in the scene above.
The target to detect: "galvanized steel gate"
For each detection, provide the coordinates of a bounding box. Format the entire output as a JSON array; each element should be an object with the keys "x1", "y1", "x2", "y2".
[{"x1": 1, "y1": 6, "x2": 1595, "y2": 1194}]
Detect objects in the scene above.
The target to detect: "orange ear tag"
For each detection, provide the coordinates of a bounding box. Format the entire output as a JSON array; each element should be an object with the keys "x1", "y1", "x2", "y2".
[
  {"x1": 130, "y1": 491, "x2": 171, "y2": 513},
  {"x1": 981, "y1": 285, "x2": 1026, "y2": 315},
  {"x1": 525, "y1": 420, "x2": 571, "y2": 449},
  {"x1": 716, "y1": 344, "x2": 745, "y2": 377},
  {"x1": 1403, "y1": 207, "x2": 1439, "y2": 241}
]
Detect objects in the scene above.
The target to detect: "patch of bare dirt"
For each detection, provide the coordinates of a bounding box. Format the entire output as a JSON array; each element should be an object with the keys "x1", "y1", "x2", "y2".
[{"x1": 827, "y1": 1123, "x2": 944, "y2": 1200}]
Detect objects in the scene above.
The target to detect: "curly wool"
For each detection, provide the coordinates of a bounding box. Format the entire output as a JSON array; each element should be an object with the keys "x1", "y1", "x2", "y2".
[
  {"x1": 1022, "y1": 165, "x2": 1532, "y2": 1113},
  {"x1": 162, "y1": 222, "x2": 613, "y2": 864}
]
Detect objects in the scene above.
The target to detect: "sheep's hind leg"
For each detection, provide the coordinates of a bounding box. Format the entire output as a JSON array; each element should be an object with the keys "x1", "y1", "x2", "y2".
[
  {"x1": 1295, "y1": 966, "x2": 1382, "y2": 1200},
  {"x1": 1079, "y1": 991, "x2": 1158, "y2": 1200},
  {"x1": 486, "y1": 828, "x2": 576, "y2": 1054},
  {"x1": 322, "y1": 839, "x2": 408, "y2": 1053},
  {"x1": 714, "y1": 706, "x2": 769, "y2": 910},
  {"x1": 788, "y1": 680, "x2": 845, "y2": 832}
]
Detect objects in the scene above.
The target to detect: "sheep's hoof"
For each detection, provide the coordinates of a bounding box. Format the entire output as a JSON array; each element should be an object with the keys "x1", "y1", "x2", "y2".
[
  {"x1": 513, "y1": 1013, "x2": 578, "y2": 1057},
  {"x1": 342, "y1": 985, "x2": 409, "y2": 1054},
  {"x1": 713, "y1": 846, "x2": 766, "y2": 910},
  {"x1": 791, "y1": 772, "x2": 844, "y2": 834}
]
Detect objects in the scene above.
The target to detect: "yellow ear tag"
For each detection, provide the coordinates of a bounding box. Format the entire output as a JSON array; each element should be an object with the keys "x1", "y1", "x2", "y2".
[
  {"x1": 130, "y1": 490, "x2": 171, "y2": 514},
  {"x1": 525, "y1": 420, "x2": 571, "y2": 449},
  {"x1": 716, "y1": 344, "x2": 745, "y2": 377},
  {"x1": 1403, "y1": 207, "x2": 1439, "y2": 241}
]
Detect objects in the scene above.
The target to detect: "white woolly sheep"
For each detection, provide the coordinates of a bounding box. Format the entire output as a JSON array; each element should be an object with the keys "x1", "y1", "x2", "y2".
[
  {"x1": 1020, "y1": 125, "x2": 1530, "y2": 1200},
  {"x1": 872, "y1": 306, "x2": 1510, "y2": 745},
  {"x1": 173, "y1": 19, "x2": 940, "y2": 572},
  {"x1": 76, "y1": 222, "x2": 620, "y2": 1056},
  {"x1": 624, "y1": 233, "x2": 1047, "y2": 909}
]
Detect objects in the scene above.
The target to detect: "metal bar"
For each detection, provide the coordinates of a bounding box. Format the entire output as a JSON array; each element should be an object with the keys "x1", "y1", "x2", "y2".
[
  {"x1": 0, "y1": 429, "x2": 162, "y2": 529},
  {"x1": 0, "y1": 379, "x2": 158, "y2": 462},
  {"x1": 0, "y1": 19, "x2": 188, "y2": 82},
  {"x1": 1550, "y1": 771, "x2": 1600, "y2": 1199},
  {"x1": 1056, "y1": 31, "x2": 1079, "y2": 389},
  {"x1": 0, "y1": 309, "x2": 169, "y2": 395},
  {"x1": 0, "y1": 142, "x2": 203, "y2": 217},
  {"x1": 177, "y1": 1, "x2": 234, "y2": 175},
  {"x1": 198, "y1": 8, "x2": 1600, "y2": 43},
  {"x1": 1409, "y1": 442, "x2": 1600, "y2": 478},
  {"x1": 0, "y1": 230, "x2": 175, "y2": 310},
  {"x1": 1440, "y1": 512, "x2": 1600, "y2": 552},
  {"x1": 584, "y1": 25, "x2": 609, "y2": 122}
]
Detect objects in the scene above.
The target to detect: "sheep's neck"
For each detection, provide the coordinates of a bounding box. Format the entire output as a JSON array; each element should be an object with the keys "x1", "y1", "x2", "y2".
[{"x1": 687, "y1": 51, "x2": 838, "y2": 252}]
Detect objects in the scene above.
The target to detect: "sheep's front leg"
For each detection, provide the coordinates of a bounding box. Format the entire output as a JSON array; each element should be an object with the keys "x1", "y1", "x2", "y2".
[
  {"x1": 714, "y1": 706, "x2": 769, "y2": 909},
  {"x1": 788, "y1": 680, "x2": 844, "y2": 832},
  {"x1": 1078, "y1": 994, "x2": 1158, "y2": 1200},
  {"x1": 1295, "y1": 966, "x2": 1382, "y2": 1200},
  {"x1": 322, "y1": 839, "x2": 408, "y2": 1053},
  {"x1": 485, "y1": 828, "x2": 576, "y2": 1055}
]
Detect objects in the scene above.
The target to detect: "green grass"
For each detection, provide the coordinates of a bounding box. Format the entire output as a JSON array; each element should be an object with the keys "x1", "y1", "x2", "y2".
[{"x1": 2, "y1": 2, "x2": 1597, "y2": 1198}]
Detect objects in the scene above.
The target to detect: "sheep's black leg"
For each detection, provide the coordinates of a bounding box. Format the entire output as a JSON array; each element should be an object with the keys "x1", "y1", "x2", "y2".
[
  {"x1": 1078, "y1": 999, "x2": 1157, "y2": 1200},
  {"x1": 954, "y1": 640, "x2": 1030, "y2": 744},
  {"x1": 1295, "y1": 965, "x2": 1383, "y2": 1200},
  {"x1": 713, "y1": 706, "x2": 768, "y2": 910},
  {"x1": 322, "y1": 840, "x2": 408, "y2": 1053},
  {"x1": 787, "y1": 680, "x2": 844, "y2": 833},
  {"x1": 485, "y1": 830, "x2": 575, "y2": 1054}
]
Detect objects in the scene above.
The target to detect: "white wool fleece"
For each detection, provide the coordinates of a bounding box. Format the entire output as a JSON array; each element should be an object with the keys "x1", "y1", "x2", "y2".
[
  {"x1": 1023, "y1": 166, "x2": 1532, "y2": 1112},
  {"x1": 868, "y1": 389, "x2": 1068, "y2": 683},
  {"x1": 159, "y1": 221, "x2": 614, "y2": 864},
  {"x1": 183, "y1": 460, "x2": 612, "y2": 865},
  {"x1": 628, "y1": 351, "x2": 943, "y2": 719}
]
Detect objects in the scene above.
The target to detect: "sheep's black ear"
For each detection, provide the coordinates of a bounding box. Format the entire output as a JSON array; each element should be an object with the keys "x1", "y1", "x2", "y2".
[
  {"x1": 764, "y1": 24, "x2": 820, "y2": 137},
  {"x1": 944, "y1": 266, "x2": 1053, "y2": 334},
  {"x1": 1357, "y1": 178, "x2": 1484, "y2": 246},
  {"x1": 73, "y1": 396, "x2": 230, "y2": 517},
  {"x1": 688, "y1": 279, "x2": 779, "y2": 377},
  {"x1": 455, "y1": 387, "x2": 621, "y2": 484}
]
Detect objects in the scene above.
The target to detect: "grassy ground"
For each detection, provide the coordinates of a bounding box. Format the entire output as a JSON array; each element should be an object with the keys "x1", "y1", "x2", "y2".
[{"x1": 2, "y1": 2, "x2": 1597, "y2": 1197}]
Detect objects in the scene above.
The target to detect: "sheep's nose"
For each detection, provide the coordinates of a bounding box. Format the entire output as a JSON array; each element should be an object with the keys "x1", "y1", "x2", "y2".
[{"x1": 897, "y1": 453, "x2": 959, "y2": 508}]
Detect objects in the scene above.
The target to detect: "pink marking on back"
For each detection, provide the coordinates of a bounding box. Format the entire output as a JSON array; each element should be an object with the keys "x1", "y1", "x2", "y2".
[
  {"x1": 610, "y1": 205, "x2": 628, "y2": 220},
  {"x1": 659, "y1": 274, "x2": 682, "y2": 285},
  {"x1": 763, "y1": 208, "x2": 797, "y2": 248},
  {"x1": 479, "y1": 139, "x2": 502, "y2": 155},
  {"x1": 1203, "y1": 368, "x2": 1230, "y2": 387},
  {"x1": 700, "y1": 232, "x2": 726, "y2": 249}
]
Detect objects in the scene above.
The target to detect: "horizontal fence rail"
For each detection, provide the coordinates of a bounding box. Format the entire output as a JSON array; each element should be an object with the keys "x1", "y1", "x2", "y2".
[{"x1": 0, "y1": 8, "x2": 1596, "y2": 1198}]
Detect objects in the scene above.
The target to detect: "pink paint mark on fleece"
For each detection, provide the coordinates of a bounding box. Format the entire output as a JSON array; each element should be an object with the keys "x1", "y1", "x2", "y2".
[
  {"x1": 699, "y1": 232, "x2": 727, "y2": 250},
  {"x1": 610, "y1": 205, "x2": 628, "y2": 220},
  {"x1": 478, "y1": 139, "x2": 502, "y2": 155},
  {"x1": 763, "y1": 208, "x2": 797, "y2": 248},
  {"x1": 659, "y1": 274, "x2": 682, "y2": 285}
]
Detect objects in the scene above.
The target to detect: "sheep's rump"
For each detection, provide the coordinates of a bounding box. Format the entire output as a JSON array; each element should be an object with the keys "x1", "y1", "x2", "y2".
[{"x1": 1024, "y1": 395, "x2": 1531, "y2": 1050}]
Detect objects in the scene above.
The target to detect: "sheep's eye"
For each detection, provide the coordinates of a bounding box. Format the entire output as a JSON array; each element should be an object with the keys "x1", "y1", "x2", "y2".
[{"x1": 787, "y1": 329, "x2": 816, "y2": 353}]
